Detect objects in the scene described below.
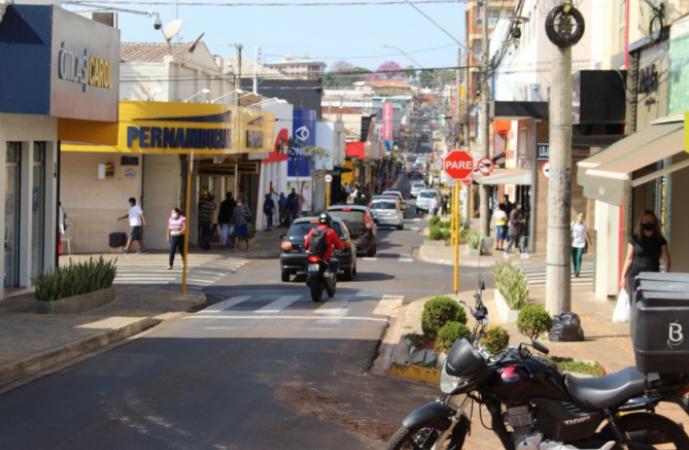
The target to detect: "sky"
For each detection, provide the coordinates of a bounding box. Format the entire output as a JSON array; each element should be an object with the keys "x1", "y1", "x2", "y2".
[{"x1": 67, "y1": 1, "x2": 467, "y2": 71}]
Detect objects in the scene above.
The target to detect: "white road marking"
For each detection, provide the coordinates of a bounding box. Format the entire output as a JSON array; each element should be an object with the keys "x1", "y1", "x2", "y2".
[
  {"x1": 410, "y1": 226, "x2": 420, "y2": 231},
  {"x1": 187, "y1": 315, "x2": 387, "y2": 323},
  {"x1": 398, "y1": 255, "x2": 414, "y2": 263},
  {"x1": 314, "y1": 298, "x2": 349, "y2": 316},
  {"x1": 256, "y1": 295, "x2": 302, "y2": 314},
  {"x1": 361, "y1": 257, "x2": 378, "y2": 262},
  {"x1": 373, "y1": 295, "x2": 405, "y2": 316},
  {"x1": 203, "y1": 295, "x2": 251, "y2": 312}
]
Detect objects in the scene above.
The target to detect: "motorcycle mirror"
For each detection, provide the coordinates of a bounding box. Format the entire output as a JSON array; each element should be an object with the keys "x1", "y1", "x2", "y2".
[{"x1": 531, "y1": 340, "x2": 550, "y2": 355}]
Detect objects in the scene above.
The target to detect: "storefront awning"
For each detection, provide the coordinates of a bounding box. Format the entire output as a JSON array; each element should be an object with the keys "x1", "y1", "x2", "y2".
[
  {"x1": 477, "y1": 168, "x2": 532, "y2": 185},
  {"x1": 345, "y1": 141, "x2": 366, "y2": 159},
  {"x1": 578, "y1": 116, "x2": 688, "y2": 204}
]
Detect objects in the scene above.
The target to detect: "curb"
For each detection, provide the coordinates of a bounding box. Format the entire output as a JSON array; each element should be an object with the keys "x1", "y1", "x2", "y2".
[
  {"x1": 388, "y1": 363, "x2": 440, "y2": 384},
  {"x1": 0, "y1": 317, "x2": 160, "y2": 389}
]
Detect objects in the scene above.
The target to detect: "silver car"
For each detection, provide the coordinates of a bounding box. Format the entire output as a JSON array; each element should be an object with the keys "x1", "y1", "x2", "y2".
[
  {"x1": 370, "y1": 199, "x2": 404, "y2": 230},
  {"x1": 410, "y1": 181, "x2": 426, "y2": 198},
  {"x1": 415, "y1": 189, "x2": 438, "y2": 213}
]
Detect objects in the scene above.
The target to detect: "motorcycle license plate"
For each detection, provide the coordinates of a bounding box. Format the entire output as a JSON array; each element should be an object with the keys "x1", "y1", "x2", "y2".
[{"x1": 308, "y1": 263, "x2": 320, "y2": 272}]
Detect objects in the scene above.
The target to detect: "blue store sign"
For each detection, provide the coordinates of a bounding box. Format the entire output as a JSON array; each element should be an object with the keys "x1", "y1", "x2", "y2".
[
  {"x1": 0, "y1": 5, "x2": 119, "y2": 122},
  {"x1": 288, "y1": 109, "x2": 317, "y2": 177}
]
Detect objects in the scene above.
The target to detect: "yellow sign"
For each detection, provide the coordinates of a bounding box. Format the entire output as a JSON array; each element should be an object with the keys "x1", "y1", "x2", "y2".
[
  {"x1": 685, "y1": 112, "x2": 689, "y2": 153},
  {"x1": 60, "y1": 101, "x2": 275, "y2": 156}
]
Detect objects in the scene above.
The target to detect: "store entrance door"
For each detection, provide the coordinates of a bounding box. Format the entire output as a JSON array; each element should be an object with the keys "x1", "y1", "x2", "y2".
[
  {"x1": 32, "y1": 143, "x2": 46, "y2": 279},
  {"x1": 5, "y1": 143, "x2": 21, "y2": 287}
]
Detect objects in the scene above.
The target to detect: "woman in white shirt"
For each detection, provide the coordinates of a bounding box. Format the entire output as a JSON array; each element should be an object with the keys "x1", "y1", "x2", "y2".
[{"x1": 571, "y1": 212, "x2": 591, "y2": 277}]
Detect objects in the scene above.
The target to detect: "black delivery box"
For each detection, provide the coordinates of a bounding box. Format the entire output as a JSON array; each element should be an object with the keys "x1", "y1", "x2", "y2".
[{"x1": 633, "y1": 288, "x2": 689, "y2": 373}]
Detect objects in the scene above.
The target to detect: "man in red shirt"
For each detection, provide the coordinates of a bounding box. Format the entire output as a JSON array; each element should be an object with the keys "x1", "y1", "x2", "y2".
[{"x1": 305, "y1": 213, "x2": 346, "y2": 265}]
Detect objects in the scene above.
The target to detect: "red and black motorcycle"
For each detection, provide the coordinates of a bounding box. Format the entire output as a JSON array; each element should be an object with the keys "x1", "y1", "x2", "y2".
[
  {"x1": 306, "y1": 254, "x2": 336, "y2": 303},
  {"x1": 387, "y1": 284, "x2": 689, "y2": 450}
]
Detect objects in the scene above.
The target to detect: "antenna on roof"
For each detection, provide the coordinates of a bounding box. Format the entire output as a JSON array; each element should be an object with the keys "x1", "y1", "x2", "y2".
[
  {"x1": 189, "y1": 32, "x2": 205, "y2": 54},
  {"x1": 162, "y1": 19, "x2": 182, "y2": 52}
]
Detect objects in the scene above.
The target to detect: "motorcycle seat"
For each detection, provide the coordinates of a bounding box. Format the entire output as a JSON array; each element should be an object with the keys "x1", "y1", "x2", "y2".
[{"x1": 564, "y1": 367, "x2": 646, "y2": 410}]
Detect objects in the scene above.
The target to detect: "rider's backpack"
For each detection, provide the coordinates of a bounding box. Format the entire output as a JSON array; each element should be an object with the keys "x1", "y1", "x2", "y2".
[{"x1": 308, "y1": 228, "x2": 328, "y2": 256}]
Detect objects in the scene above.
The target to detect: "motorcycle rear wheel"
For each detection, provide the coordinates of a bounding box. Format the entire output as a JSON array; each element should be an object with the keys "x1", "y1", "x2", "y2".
[
  {"x1": 385, "y1": 423, "x2": 466, "y2": 450},
  {"x1": 310, "y1": 281, "x2": 322, "y2": 302},
  {"x1": 602, "y1": 412, "x2": 689, "y2": 449}
]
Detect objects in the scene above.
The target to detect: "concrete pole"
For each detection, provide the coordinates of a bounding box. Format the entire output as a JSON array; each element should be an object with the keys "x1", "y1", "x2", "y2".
[
  {"x1": 545, "y1": 44, "x2": 573, "y2": 315},
  {"x1": 478, "y1": 0, "x2": 490, "y2": 237}
]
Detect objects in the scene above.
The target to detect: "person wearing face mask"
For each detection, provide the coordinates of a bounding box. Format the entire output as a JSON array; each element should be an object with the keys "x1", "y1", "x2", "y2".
[
  {"x1": 620, "y1": 209, "x2": 671, "y2": 293},
  {"x1": 167, "y1": 208, "x2": 186, "y2": 270}
]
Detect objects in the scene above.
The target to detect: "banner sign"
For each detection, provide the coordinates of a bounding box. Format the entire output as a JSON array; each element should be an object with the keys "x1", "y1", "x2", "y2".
[
  {"x1": 288, "y1": 108, "x2": 317, "y2": 177},
  {"x1": 382, "y1": 102, "x2": 393, "y2": 142}
]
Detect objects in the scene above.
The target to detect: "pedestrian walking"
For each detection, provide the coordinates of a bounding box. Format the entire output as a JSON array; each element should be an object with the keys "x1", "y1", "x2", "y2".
[
  {"x1": 504, "y1": 203, "x2": 527, "y2": 258},
  {"x1": 278, "y1": 192, "x2": 288, "y2": 227},
  {"x1": 430, "y1": 195, "x2": 439, "y2": 217},
  {"x1": 117, "y1": 197, "x2": 147, "y2": 253},
  {"x1": 167, "y1": 208, "x2": 186, "y2": 270},
  {"x1": 263, "y1": 193, "x2": 275, "y2": 231},
  {"x1": 218, "y1": 192, "x2": 236, "y2": 247},
  {"x1": 440, "y1": 193, "x2": 449, "y2": 217},
  {"x1": 287, "y1": 189, "x2": 299, "y2": 224},
  {"x1": 198, "y1": 191, "x2": 216, "y2": 251},
  {"x1": 231, "y1": 198, "x2": 252, "y2": 251},
  {"x1": 620, "y1": 209, "x2": 671, "y2": 292},
  {"x1": 500, "y1": 194, "x2": 514, "y2": 217},
  {"x1": 58, "y1": 202, "x2": 67, "y2": 256},
  {"x1": 571, "y1": 212, "x2": 591, "y2": 277},
  {"x1": 494, "y1": 203, "x2": 508, "y2": 251}
]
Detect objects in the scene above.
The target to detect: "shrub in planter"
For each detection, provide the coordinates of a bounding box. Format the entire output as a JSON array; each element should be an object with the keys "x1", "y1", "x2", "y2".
[
  {"x1": 34, "y1": 257, "x2": 117, "y2": 302},
  {"x1": 421, "y1": 296, "x2": 466, "y2": 339},
  {"x1": 517, "y1": 304, "x2": 552, "y2": 339},
  {"x1": 438, "y1": 220, "x2": 451, "y2": 229},
  {"x1": 466, "y1": 229, "x2": 481, "y2": 250},
  {"x1": 441, "y1": 228, "x2": 452, "y2": 241},
  {"x1": 493, "y1": 262, "x2": 529, "y2": 310},
  {"x1": 429, "y1": 215, "x2": 441, "y2": 227},
  {"x1": 429, "y1": 226, "x2": 445, "y2": 241},
  {"x1": 434, "y1": 321, "x2": 471, "y2": 352},
  {"x1": 482, "y1": 325, "x2": 510, "y2": 354}
]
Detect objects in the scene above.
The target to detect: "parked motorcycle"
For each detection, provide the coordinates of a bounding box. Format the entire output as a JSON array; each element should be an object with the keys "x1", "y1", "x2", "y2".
[
  {"x1": 387, "y1": 283, "x2": 689, "y2": 450},
  {"x1": 306, "y1": 254, "x2": 336, "y2": 302}
]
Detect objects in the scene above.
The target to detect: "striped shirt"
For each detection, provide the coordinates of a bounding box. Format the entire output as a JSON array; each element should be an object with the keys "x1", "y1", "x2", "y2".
[
  {"x1": 169, "y1": 215, "x2": 186, "y2": 236},
  {"x1": 198, "y1": 200, "x2": 216, "y2": 222}
]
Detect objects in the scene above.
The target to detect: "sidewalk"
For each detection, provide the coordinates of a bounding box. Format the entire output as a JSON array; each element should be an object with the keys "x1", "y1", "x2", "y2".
[{"x1": 0, "y1": 286, "x2": 205, "y2": 391}]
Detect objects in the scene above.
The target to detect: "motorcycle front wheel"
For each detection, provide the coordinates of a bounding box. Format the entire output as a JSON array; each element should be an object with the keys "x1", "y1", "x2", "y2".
[{"x1": 385, "y1": 423, "x2": 467, "y2": 450}]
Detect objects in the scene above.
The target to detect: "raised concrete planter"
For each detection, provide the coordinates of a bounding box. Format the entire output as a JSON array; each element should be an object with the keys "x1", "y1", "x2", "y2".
[
  {"x1": 494, "y1": 289, "x2": 519, "y2": 324},
  {"x1": 35, "y1": 287, "x2": 115, "y2": 314}
]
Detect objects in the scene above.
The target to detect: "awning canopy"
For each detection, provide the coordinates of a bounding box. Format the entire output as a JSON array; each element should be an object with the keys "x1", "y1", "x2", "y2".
[
  {"x1": 477, "y1": 168, "x2": 532, "y2": 186},
  {"x1": 345, "y1": 141, "x2": 365, "y2": 159},
  {"x1": 577, "y1": 116, "x2": 688, "y2": 204}
]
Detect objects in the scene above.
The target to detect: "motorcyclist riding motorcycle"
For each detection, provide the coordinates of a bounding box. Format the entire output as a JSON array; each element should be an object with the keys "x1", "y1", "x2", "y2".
[{"x1": 304, "y1": 212, "x2": 345, "y2": 270}]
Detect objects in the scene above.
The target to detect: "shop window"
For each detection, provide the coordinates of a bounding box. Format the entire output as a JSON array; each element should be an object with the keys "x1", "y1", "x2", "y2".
[
  {"x1": 32, "y1": 142, "x2": 46, "y2": 279},
  {"x1": 5, "y1": 143, "x2": 22, "y2": 287}
]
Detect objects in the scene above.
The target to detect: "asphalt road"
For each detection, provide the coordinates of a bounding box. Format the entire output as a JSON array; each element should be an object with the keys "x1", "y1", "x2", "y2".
[{"x1": 0, "y1": 191, "x2": 486, "y2": 450}]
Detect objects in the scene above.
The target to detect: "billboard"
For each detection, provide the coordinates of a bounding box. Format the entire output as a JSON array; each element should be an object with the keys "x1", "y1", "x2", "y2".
[{"x1": 288, "y1": 109, "x2": 317, "y2": 177}]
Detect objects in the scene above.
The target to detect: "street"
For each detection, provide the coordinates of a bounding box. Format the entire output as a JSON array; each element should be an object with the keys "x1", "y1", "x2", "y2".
[{"x1": 0, "y1": 205, "x2": 486, "y2": 450}]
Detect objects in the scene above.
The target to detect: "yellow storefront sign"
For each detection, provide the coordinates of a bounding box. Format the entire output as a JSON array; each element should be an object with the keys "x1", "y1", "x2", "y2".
[{"x1": 60, "y1": 101, "x2": 274, "y2": 155}]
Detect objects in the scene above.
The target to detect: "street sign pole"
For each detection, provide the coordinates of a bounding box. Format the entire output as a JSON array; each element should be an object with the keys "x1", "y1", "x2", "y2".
[
  {"x1": 182, "y1": 149, "x2": 194, "y2": 296},
  {"x1": 324, "y1": 174, "x2": 332, "y2": 209},
  {"x1": 453, "y1": 183, "x2": 461, "y2": 294}
]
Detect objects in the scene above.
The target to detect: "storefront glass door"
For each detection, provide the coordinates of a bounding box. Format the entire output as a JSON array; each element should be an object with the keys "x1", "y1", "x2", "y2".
[
  {"x1": 32, "y1": 143, "x2": 46, "y2": 279},
  {"x1": 5, "y1": 143, "x2": 21, "y2": 287}
]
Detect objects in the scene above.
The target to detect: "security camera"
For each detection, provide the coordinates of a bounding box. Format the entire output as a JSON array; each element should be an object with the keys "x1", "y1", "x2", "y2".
[{"x1": 152, "y1": 14, "x2": 162, "y2": 30}]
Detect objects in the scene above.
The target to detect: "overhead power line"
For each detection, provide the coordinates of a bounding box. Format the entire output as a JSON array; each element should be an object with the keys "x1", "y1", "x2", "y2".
[{"x1": 66, "y1": 0, "x2": 465, "y2": 6}]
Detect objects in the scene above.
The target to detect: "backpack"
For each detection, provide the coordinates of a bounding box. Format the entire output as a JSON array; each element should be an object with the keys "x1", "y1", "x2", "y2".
[{"x1": 308, "y1": 228, "x2": 329, "y2": 257}]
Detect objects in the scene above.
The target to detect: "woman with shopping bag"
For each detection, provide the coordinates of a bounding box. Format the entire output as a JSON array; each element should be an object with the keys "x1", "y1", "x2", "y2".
[{"x1": 615, "y1": 210, "x2": 671, "y2": 322}]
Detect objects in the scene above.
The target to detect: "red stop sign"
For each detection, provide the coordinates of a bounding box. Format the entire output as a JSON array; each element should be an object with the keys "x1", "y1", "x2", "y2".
[{"x1": 444, "y1": 150, "x2": 475, "y2": 180}]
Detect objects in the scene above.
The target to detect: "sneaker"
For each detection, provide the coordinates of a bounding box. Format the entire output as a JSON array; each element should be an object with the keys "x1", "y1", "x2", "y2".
[
  {"x1": 502, "y1": 252, "x2": 510, "y2": 260},
  {"x1": 121, "y1": 248, "x2": 129, "y2": 254},
  {"x1": 138, "y1": 249, "x2": 145, "y2": 254}
]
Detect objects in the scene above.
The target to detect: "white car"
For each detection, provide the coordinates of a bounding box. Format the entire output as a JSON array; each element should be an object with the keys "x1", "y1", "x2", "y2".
[
  {"x1": 415, "y1": 189, "x2": 439, "y2": 213},
  {"x1": 382, "y1": 190, "x2": 406, "y2": 211},
  {"x1": 410, "y1": 182, "x2": 426, "y2": 198},
  {"x1": 370, "y1": 199, "x2": 404, "y2": 230}
]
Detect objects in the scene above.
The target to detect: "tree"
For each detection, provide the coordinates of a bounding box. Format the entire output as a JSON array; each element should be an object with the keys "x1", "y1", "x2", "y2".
[
  {"x1": 419, "y1": 70, "x2": 435, "y2": 87},
  {"x1": 374, "y1": 60, "x2": 403, "y2": 80},
  {"x1": 323, "y1": 60, "x2": 371, "y2": 87},
  {"x1": 405, "y1": 65, "x2": 418, "y2": 83}
]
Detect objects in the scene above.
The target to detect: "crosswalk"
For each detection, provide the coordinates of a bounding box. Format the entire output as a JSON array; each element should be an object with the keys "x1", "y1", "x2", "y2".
[
  {"x1": 112, "y1": 254, "x2": 249, "y2": 291},
  {"x1": 188, "y1": 293, "x2": 406, "y2": 324},
  {"x1": 361, "y1": 254, "x2": 414, "y2": 263},
  {"x1": 520, "y1": 261, "x2": 594, "y2": 287}
]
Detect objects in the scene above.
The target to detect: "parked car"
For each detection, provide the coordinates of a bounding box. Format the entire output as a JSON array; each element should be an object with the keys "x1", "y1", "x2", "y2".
[
  {"x1": 326, "y1": 204, "x2": 377, "y2": 257},
  {"x1": 279, "y1": 217, "x2": 357, "y2": 282},
  {"x1": 370, "y1": 199, "x2": 404, "y2": 230},
  {"x1": 369, "y1": 195, "x2": 402, "y2": 210},
  {"x1": 415, "y1": 189, "x2": 439, "y2": 213},
  {"x1": 409, "y1": 181, "x2": 427, "y2": 198},
  {"x1": 382, "y1": 190, "x2": 406, "y2": 211}
]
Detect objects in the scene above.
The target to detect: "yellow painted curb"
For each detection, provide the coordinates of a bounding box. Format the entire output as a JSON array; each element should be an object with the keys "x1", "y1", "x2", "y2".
[{"x1": 388, "y1": 362, "x2": 440, "y2": 385}]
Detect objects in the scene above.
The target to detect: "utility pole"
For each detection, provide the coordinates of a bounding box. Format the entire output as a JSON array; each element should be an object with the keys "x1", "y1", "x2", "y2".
[
  {"x1": 544, "y1": 2, "x2": 585, "y2": 315},
  {"x1": 478, "y1": 0, "x2": 490, "y2": 237},
  {"x1": 455, "y1": 48, "x2": 462, "y2": 146},
  {"x1": 253, "y1": 46, "x2": 261, "y2": 94},
  {"x1": 234, "y1": 43, "x2": 243, "y2": 194}
]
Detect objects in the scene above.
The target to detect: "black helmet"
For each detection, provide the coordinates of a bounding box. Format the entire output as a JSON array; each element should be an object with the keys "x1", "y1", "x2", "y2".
[{"x1": 318, "y1": 212, "x2": 332, "y2": 226}]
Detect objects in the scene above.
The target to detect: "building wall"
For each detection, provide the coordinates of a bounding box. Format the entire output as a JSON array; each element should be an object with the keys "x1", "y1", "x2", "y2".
[
  {"x1": 143, "y1": 154, "x2": 182, "y2": 251},
  {"x1": 60, "y1": 152, "x2": 142, "y2": 253},
  {"x1": 669, "y1": 153, "x2": 689, "y2": 272},
  {"x1": 0, "y1": 113, "x2": 58, "y2": 296}
]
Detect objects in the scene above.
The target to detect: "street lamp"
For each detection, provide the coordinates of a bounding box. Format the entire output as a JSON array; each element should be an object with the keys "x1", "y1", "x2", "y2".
[{"x1": 183, "y1": 88, "x2": 210, "y2": 103}]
